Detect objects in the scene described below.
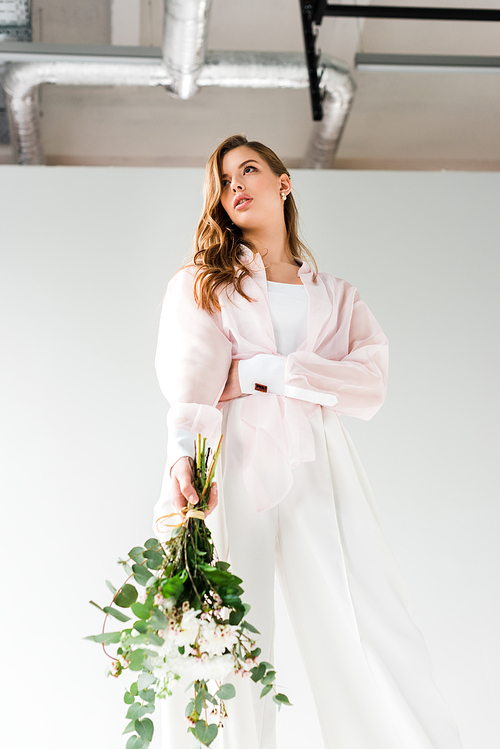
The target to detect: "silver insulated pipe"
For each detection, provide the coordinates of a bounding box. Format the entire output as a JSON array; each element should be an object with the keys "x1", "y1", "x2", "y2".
[
  {"x1": 162, "y1": 0, "x2": 213, "y2": 99},
  {"x1": 3, "y1": 59, "x2": 172, "y2": 165}
]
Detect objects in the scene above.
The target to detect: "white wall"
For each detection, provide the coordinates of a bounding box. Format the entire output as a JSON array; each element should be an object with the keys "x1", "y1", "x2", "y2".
[{"x1": 1, "y1": 165, "x2": 498, "y2": 749}]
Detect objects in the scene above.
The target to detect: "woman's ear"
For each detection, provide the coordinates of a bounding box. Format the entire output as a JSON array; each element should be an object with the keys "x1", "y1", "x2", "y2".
[{"x1": 279, "y1": 173, "x2": 292, "y2": 197}]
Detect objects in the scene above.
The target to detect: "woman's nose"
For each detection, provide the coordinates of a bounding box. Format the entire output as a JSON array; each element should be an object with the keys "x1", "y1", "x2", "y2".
[{"x1": 231, "y1": 178, "x2": 243, "y2": 192}]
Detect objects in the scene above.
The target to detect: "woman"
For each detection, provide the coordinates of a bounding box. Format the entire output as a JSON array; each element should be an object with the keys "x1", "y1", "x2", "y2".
[{"x1": 153, "y1": 135, "x2": 464, "y2": 749}]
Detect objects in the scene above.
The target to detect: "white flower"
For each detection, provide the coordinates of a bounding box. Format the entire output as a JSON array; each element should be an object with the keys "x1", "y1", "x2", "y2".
[
  {"x1": 198, "y1": 620, "x2": 239, "y2": 658},
  {"x1": 183, "y1": 653, "x2": 234, "y2": 682}
]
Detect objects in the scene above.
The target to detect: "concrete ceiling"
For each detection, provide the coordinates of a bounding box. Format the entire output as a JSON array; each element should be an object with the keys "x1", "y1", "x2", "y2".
[{"x1": 1, "y1": 0, "x2": 500, "y2": 170}]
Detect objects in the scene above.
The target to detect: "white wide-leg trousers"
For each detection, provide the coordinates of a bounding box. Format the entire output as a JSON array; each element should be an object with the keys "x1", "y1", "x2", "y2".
[{"x1": 161, "y1": 401, "x2": 464, "y2": 749}]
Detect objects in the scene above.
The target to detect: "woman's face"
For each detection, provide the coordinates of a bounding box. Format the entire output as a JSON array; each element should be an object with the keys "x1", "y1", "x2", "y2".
[{"x1": 219, "y1": 146, "x2": 290, "y2": 232}]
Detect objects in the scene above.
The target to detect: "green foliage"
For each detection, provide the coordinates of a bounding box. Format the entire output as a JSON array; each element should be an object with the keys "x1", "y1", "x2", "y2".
[
  {"x1": 143, "y1": 549, "x2": 163, "y2": 569},
  {"x1": 191, "y1": 720, "x2": 218, "y2": 746},
  {"x1": 241, "y1": 621, "x2": 260, "y2": 634},
  {"x1": 131, "y1": 602, "x2": 152, "y2": 620},
  {"x1": 114, "y1": 584, "x2": 138, "y2": 608},
  {"x1": 273, "y1": 693, "x2": 292, "y2": 708},
  {"x1": 84, "y1": 631, "x2": 121, "y2": 644},
  {"x1": 125, "y1": 734, "x2": 144, "y2": 749},
  {"x1": 132, "y1": 564, "x2": 153, "y2": 587},
  {"x1": 86, "y1": 433, "x2": 290, "y2": 748},
  {"x1": 103, "y1": 606, "x2": 131, "y2": 623},
  {"x1": 137, "y1": 672, "x2": 156, "y2": 690},
  {"x1": 136, "y1": 717, "x2": 154, "y2": 742},
  {"x1": 215, "y1": 684, "x2": 235, "y2": 701},
  {"x1": 160, "y1": 571, "x2": 186, "y2": 600}
]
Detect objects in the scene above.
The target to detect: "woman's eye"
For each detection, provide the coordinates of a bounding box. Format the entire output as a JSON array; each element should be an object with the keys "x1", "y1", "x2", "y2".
[{"x1": 244, "y1": 166, "x2": 256, "y2": 174}]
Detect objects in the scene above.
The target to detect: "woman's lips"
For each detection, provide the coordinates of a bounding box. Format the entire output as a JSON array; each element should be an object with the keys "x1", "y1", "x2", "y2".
[{"x1": 234, "y1": 196, "x2": 252, "y2": 210}]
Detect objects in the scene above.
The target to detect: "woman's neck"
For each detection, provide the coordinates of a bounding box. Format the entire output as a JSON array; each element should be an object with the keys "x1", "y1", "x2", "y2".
[{"x1": 242, "y1": 222, "x2": 292, "y2": 266}]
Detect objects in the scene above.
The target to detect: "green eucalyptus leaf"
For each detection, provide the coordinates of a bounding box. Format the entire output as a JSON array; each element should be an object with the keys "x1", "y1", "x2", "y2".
[
  {"x1": 143, "y1": 657, "x2": 159, "y2": 672},
  {"x1": 125, "y1": 734, "x2": 144, "y2": 749},
  {"x1": 89, "y1": 600, "x2": 104, "y2": 612},
  {"x1": 138, "y1": 688, "x2": 155, "y2": 703},
  {"x1": 133, "y1": 621, "x2": 149, "y2": 634},
  {"x1": 215, "y1": 683, "x2": 235, "y2": 701},
  {"x1": 122, "y1": 719, "x2": 136, "y2": 735},
  {"x1": 128, "y1": 649, "x2": 145, "y2": 671},
  {"x1": 144, "y1": 538, "x2": 160, "y2": 550},
  {"x1": 131, "y1": 602, "x2": 152, "y2": 620},
  {"x1": 126, "y1": 702, "x2": 143, "y2": 720},
  {"x1": 261, "y1": 671, "x2": 276, "y2": 686},
  {"x1": 259, "y1": 662, "x2": 274, "y2": 670},
  {"x1": 241, "y1": 621, "x2": 260, "y2": 635},
  {"x1": 130, "y1": 632, "x2": 148, "y2": 643},
  {"x1": 143, "y1": 550, "x2": 163, "y2": 569},
  {"x1": 114, "y1": 584, "x2": 138, "y2": 608},
  {"x1": 243, "y1": 603, "x2": 251, "y2": 615},
  {"x1": 150, "y1": 608, "x2": 167, "y2": 629},
  {"x1": 146, "y1": 632, "x2": 164, "y2": 647},
  {"x1": 103, "y1": 606, "x2": 131, "y2": 623},
  {"x1": 124, "y1": 691, "x2": 135, "y2": 704},
  {"x1": 129, "y1": 547, "x2": 145, "y2": 562},
  {"x1": 132, "y1": 564, "x2": 153, "y2": 586},
  {"x1": 260, "y1": 684, "x2": 272, "y2": 698},
  {"x1": 192, "y1": 720, "x2": 218, "y2": 746},
  {"x1": 136, "y1": 717, "x2": 154, "y2": 742},
  {"x1": 273, "y1": 693, "x2": 292, "y2": 706},
  {"x1": 84, "y1": 632, "x2": 121, "y2": 644},
  {"x1": 137, "y1": 672, "x2": 156, "y2": 690},
  {"x1": 130, "y1": 682, "x2": 139, "y2": 696},
  {"x1": 215, "y1": 561, "x2": 230, "y2": 571},
  {"x1": 194, "y1": 691, "x2": 206, "y2": 714},
  {"x1": 249, "y1": 648, "x2": 261, "y2": 659},
  {"x1": 137, "y1": 703, "x2": 155, "y2": 717},
  {"x1": 185, "y1": 699, "x2": 195, "y2": 718},
  {"x1": 105, "y1": 580, "x2": 117, "y2": 595},
  {"x1": 250, "y1": 664, "x2": 266, "y2": 683}
]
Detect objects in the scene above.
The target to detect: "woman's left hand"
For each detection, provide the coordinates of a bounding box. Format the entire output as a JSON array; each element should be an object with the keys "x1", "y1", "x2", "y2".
[{"x1": 219, "y1": 360, "x2": 242, "y2": 402}]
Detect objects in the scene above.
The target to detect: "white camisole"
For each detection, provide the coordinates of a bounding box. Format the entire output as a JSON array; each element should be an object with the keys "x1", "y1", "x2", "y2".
[{"x1": 266, "y1": 280, "x2": 308, "y2": 355}]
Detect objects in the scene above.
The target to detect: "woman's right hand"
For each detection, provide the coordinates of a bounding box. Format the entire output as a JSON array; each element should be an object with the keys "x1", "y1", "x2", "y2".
[{"x1": 170, "y1": 456, "x2": 218, "y2": 517}]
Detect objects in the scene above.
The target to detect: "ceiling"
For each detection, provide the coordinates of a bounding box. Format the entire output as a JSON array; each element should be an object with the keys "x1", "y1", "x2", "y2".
[{"x1": 1, "y1": 0, "x2": 500, "y2": 170}]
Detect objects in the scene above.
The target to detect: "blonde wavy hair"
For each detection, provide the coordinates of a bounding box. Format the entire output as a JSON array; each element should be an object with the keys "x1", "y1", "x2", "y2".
[{"x1": 189, "y1": 134, "x2": 318, "y2": 312}]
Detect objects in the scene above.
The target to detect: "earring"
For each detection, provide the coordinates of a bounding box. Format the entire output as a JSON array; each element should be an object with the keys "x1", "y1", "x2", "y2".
[{"x1": 281, "y1": 192, "x2": 287, "y2": 201}]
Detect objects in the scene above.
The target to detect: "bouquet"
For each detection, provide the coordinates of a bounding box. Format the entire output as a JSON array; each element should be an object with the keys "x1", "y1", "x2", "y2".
[{"x1": 86, "y1": 434, "x2": 290, "y2": 749}]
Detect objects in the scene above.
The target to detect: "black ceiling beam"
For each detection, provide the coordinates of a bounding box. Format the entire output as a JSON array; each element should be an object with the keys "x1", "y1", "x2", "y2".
[
  {"x1": 299, "y1": 2, "x2": 500, "y2": 121},
  {"x1": 313, "y1": 3, "x2": 500, "y2": 23},
  {"x1": 300, "y1": 2, "x2": 324, "y2": 121}
]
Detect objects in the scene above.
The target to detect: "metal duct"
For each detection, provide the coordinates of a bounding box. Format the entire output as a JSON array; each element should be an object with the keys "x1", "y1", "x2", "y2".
[
  {"x1": 2, "y1": 51, "x2": 355, "y2": 167},
  {"x1": 198, "y1": 51, "x2": 355, "y2": 169},
  {"x1": 3, "y1": 60, "x2": 172, "y2": 165},
  {"x1": 304, "y1": 65, "x2": 355, "y2": 169},
  {"x1": 162, "y1": 0, "x2": 212, "y2": 99}
]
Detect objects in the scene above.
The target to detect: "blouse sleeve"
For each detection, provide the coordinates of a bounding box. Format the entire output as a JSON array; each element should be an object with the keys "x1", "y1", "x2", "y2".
[
  {"x1": 238, "y1": 290, "x2": 388, "y2": 420},
  {"x1": 155, "y1": 267, "x2": 233, "y2": 475}
]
